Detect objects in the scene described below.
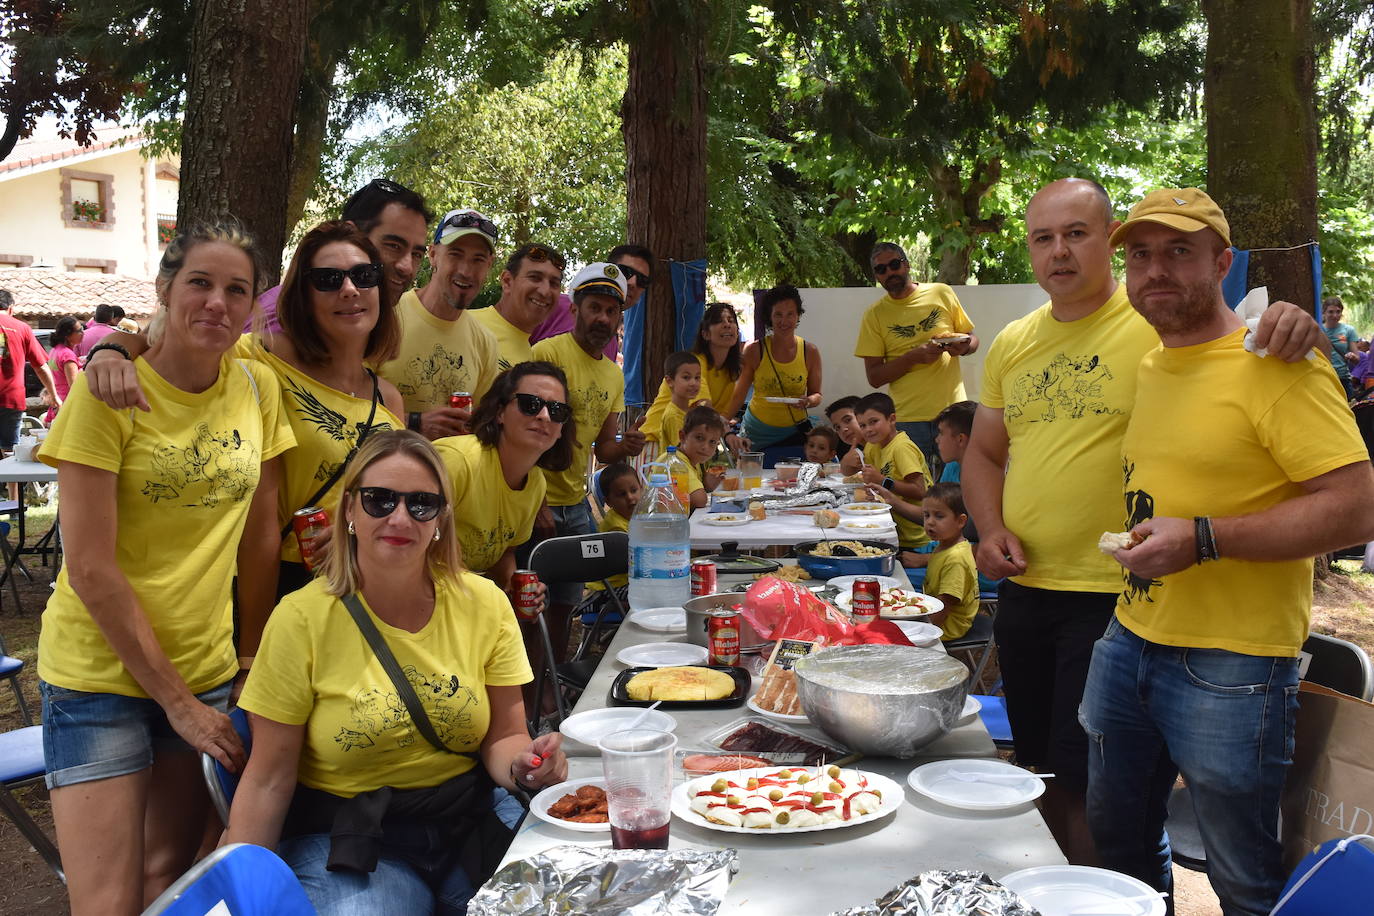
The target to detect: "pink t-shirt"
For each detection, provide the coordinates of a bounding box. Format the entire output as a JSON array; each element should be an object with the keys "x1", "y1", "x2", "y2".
[
  {"x1": 75, "y1": 322, "x2": 116, "y2": 357},
  {"x1": 531, "y1": 294, "x2": 618, "y2": 360}
]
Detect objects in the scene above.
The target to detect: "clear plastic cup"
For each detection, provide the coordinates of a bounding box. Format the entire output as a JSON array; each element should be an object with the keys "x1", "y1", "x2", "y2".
[
  {"x1": 598, "y1": 728, "x2": 677, "y2": 849},
  {"x1": 740, "y1": 452, "x2": 764, "y2": 490}
]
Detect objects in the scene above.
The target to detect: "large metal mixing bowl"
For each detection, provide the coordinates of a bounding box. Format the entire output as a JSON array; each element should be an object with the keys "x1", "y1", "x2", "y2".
[{"x1": 793, "y1": 645, "x2": 969, "y2": 758}]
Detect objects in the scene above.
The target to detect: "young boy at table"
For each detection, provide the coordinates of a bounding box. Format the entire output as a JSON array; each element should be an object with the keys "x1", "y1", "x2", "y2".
[
  {"x1": 589, "y1": 462, "x2": 640, "y2": 593},
  {"x1": 827, "y1": 396, "x2": 866, "y2": 473},
  {"x1": 672, "y1": 405, "x2": 726, "y2": 509},
  {"x1": 646, "y1": 351, "x2": 703, "y2": 448},
  {"x1": 804, "y1": 425, "x2": 840, "y2": 465},
  {"x1": 919, "y1": 482, "x2": 979, "y2": 641},
  {"x1": 855, "y1": 392, "x2": 929, "y2": 548},
  {"x1": 932, "y1": 400, "x2": 976, "y2": 483}
]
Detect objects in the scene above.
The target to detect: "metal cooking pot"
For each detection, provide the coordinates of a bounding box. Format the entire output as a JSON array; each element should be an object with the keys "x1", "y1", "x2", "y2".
[
  {"x1": 793, "y1": 538, "x2": 897, "y2": 580},
  {"x1": 682, "y1": 592, "x2": 766, "y2": 650}
]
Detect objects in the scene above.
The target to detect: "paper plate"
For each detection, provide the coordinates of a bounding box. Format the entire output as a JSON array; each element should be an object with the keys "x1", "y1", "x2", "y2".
[
  {"x1": 615, "y1": 642, "x2": 709, "y2": 668},
  {"x1": 893, "y1": 620, "x2": 943, "y2": 647},
  {"x1": 838, "y1": 519, "x2": 896, "y2": 534},
  {"x1": 906, "y1": 758, "x2": 1045, "y2": 810},
  {"x1": 626, "y1": 607, "x2": 687, "y2": 633},
  {"x1": 958, "y1": 695, "x2": 981, "y2": 724},
  {"x1": 529, "y1": 778, "x2": 610, "y2": 833},
  {"x1": 827, "y1": 574, "x2": 907, "y2": 593},
  {"x1": 998, "y1": 865, "x2": 1165, "y2": 916},
  {"x1": 671, "y1": 766, "x2": 902, "y2": 835},
  {"x1": 764, "y1": 396, "x2": 804, "y2": 404},
  {"x1": 559, "y1": 707, "x2": 677, "y2": 748},
  {"x1": 701, "y1": 513, "x2": 751, "y2": 527},
  {"x1": 839, "y1": 502, "x2": 889, "y2": 516},
  {"x1": 745, "y1": 695, "x2": 810, "y2": 723}
]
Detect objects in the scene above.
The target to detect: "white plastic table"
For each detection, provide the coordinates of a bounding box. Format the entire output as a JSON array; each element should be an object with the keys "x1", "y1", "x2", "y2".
[
  {"x1": 500, "y1": 566, "x2": 1066, "y2": 912},
  {"x1": 689, "y1": 507, "x2": 899, "y2": 551},
  {"x1": 0, "y1": 456, "x2": 56, "y2": 483}
]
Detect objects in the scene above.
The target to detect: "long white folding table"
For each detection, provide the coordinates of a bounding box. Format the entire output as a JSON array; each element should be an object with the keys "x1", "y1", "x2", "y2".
[
  {"x1": 689, "y1": 507, "x2": 899, "y2": 551},
  {"x1": 0, "y1": 456, "x2": 59, "y2": 609},
  {"x1": 500, "y1": 563, "x2": 1066, "y2": 912}
]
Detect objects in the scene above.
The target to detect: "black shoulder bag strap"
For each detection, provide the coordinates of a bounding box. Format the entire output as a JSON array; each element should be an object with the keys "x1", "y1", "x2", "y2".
[
  {"x1": 763, "y1": 336, "x2": 810, "y2": 430},
  {"x1": 340, "y1": 592, "x2": 471, "y2": 758},
  {"x1": 280, "y1": 370, "x2": 382, "y2": 540}
]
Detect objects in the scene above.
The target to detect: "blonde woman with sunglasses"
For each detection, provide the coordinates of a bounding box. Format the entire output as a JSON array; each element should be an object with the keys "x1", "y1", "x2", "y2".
[{"x1": 227, "y1": 429, "x2": 566, "y2": 914}]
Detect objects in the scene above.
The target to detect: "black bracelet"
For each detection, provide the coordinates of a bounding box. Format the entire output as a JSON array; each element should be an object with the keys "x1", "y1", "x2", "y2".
[
  {"x1": 1194, "y1": 516, "x2": 1220, "y2": 563},
  {"x1": 87, "y1": 341, "x2": 131, "y2": 361},
  {"x1": 407, "y1": 412, "x2": 423, "y2": 433}
]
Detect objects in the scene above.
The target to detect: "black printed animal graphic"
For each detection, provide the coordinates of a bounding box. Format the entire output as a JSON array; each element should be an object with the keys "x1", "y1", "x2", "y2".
[
  {"x1": 917, "y1": 310, "x2": 942, "y2": 332},
  {"x1": 142, "y1": 423, "x2": 260, "y2": 506},
  {"x1": 1005, "y1": 353, "x2": 1123, "y2": 423},
  {"x1": 282, "y1": 378, "x2": 394, "y2": 482},
  {"x1": 1120, "y1": 458, "x2": 1162, "y2": 602},
  {"x1": 888, "y1": 324, "x2": 917, "y2": 339},
  {"x1": 398, "y1": 344, "x2": 468, "y2": 405},
  {"x1": 335, "y1": 666, "x2": 479, "y2": 753}
]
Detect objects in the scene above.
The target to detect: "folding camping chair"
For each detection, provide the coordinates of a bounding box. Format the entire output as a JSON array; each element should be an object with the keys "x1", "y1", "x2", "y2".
[
  {"x1": 0, "y1": 620, "x2": 32, "y2": 725},
  {"x1": 0, "y1": 725, "x2": 62, "y2": 880},
  {"x1": 142, "y1": 843, "x2": 313, "y2": 915},
  {"x1": 944, "y1": 593, "x2": 999, "y2": 695},
  {"x1": 201, "y1": 707, "x2": 253, "y2": 824}
]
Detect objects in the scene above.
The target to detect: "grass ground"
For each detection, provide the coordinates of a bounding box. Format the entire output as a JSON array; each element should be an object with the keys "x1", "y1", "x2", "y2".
[{"x1": 0, "y1": 521, "x2": 1369, "y2": 914}]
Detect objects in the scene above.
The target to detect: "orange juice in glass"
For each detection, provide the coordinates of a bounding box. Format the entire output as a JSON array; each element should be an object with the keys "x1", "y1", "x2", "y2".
[{"x1": 740, "y1": 452, "x2": 764, "y2": 490}]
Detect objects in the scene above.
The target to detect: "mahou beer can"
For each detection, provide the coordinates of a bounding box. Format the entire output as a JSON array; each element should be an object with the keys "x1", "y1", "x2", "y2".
[
  {"x1": 512, "y1": 570, "x2": 542, "y2": 620},
  {"x1": 707, "y1": 611, "x2": 741, "y2": 666},
  {"x1": 292, "y1": 506, "x2": 330, "y2": 571},
  {"x1": 449, "y1": 391, "x2": 472, "y2": 411},
  {"x1": 851, "y1": 577, "x2": 881, "y2": 624},
  {"x1": 690, "y1": 558, "x2": 717, "y2": 597}
]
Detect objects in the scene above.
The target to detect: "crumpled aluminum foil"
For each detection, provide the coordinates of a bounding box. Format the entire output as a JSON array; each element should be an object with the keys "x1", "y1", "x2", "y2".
[
  {"x1": 830, "y1": 870, "x2": 1040, "y2": 916},
  {"x1": 469, "y1": 845, "x2": 738, "y2": 915}
]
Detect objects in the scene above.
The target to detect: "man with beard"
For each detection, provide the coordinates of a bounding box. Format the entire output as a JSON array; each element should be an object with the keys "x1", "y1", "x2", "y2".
[
  {"x1": 377, "y1": 208, "x2": 502, "y2": 438},
  {"x1": 854, "y1": 242, "x2": 978, "y2": 472},
  {"x1": 1083, "y1": 188, "x2": 1374, "y2": 914},
  {"x1": 965, "y1": 179, "x2": 1329, "y2": 866},
  {"x1": 474, "y1": 243, "x2": 566, "y2": 370},
  {"x1": 531, "y1": 244, "x2": 654, "y2": 358}
]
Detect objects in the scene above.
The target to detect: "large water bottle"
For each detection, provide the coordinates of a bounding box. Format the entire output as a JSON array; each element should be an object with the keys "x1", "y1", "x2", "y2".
[{"x1": 629, "y1": 463, "x2": 691, "y2": 610}]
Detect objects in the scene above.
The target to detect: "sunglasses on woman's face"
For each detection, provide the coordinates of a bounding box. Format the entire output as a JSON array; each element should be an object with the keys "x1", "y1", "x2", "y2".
[
  {"x1": 307, "y1": 263, "x2": 383, "y2": 292},
  {"x1": 616, "y1": 263, "x2": 652, "y2": 288},
  {"x1": 512, "y1": 392, "x2": 571, "y2": 423},
  {"x1": 356, "y1": 486, "x2": 444, "y2": 522},
  {"x1": 872, "y1": 257, "x2": 906, "y2": 276}
]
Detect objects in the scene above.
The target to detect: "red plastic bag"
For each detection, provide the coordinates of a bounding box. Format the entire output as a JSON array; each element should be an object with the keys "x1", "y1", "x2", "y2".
[{"x1": 737, "y1": 576, "x2": 911, "y2": 647}]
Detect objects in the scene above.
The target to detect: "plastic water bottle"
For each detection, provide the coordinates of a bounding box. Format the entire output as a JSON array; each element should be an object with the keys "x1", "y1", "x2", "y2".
[{"x1": 629, "y1": 464, "x2": 691, "y2": 610}]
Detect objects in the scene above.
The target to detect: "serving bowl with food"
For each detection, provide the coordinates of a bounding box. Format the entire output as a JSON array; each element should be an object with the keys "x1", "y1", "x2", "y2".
[{"x1": 793, "y1": 538, "x2": 897, "y2": 579}]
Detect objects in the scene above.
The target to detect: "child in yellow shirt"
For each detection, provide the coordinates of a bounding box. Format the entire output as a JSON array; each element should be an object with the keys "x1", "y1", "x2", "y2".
[
  {"x1": 920, "y1": 482, "x2": 979, "y2": 641},
  {"x1": 675, "y1": 405, "x2": 726, "y2": 509},
  {"x1": 856, "y1": 392, "x2": 929, "y2": 548},
  {"x1": 590, "y1": 462, "x2": 641, "y2": 592},
  {"x1": 804, "y1": 426, "x2": 840, "y2": 464},
  {"x1": 647, "y1": 351, "x2": 703, "y2": 448}
]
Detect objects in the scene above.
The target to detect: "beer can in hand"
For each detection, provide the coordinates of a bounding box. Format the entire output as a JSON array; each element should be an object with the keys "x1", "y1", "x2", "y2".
[
  {"x1": 512, "y1": 570, "x2": 542, "y2": 620},
  {"x1": 851, "y1": 577, "x2": 881, "y2": 624},
  {"x1": 292, "y1": 506, "x2": 330, "y2": 572},
  {"x1": 707, "y1": 611, "x2": 741, "y2": 666},
  {"x1": 449, "y1": 391, "x2": 472, "y2": 411}
]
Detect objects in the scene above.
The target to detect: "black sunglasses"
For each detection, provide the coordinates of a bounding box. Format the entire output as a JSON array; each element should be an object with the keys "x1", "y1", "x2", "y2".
[
  {"x1": 513, "y1": 392, "x2": 571, "y2": 423},
  {"x1": 356, "y1": 486, "x2": 445, "y2": 522},
  {"x1": 617, "y1": 262, "x2": 653, "y2": 288},
  {"x1": 522, "y1": 245, "x2": 566, "y2": 272},
  {"x1": 873, "y1": 257, "x2": 906, "y2": 276},
  {"x1": 307, "y1": 263, "x2": 382, "y2": 292},
  {"x1": 439, "y1": 211, "x2": 500, "y2": 242}
]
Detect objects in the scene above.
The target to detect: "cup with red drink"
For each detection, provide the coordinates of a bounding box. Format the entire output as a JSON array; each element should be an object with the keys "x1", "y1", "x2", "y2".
[{"x1": 597, "y1": 728, "x2": 677, "y2": 849}]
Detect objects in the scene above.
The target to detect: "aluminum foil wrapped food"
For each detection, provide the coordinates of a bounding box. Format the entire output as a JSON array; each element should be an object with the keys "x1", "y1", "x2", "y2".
[
  {"x1": 469, "y1": 845, "x2": 738, "y2": 915},
  {"x1": 830, "y1": 869, "x2": 1040, "y2": 915},
  {"x1": 754, "y1": 460, "x2": 856, "y2": 509}
]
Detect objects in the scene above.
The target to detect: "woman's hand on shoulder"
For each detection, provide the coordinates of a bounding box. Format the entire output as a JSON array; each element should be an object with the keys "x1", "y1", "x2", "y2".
[
  {"x1": 86, "y1": 350, "x2": 151, "y2": 412},
  {"x1": 511, "y1": 732, "x2": 567, "y2": 789}
]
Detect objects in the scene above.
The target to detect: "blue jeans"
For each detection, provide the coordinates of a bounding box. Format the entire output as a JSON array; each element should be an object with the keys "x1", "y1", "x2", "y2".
[
  {"x1": 896, "y1": 420, "x2": 942, "y2": 479},
  {"x1": 280, "y1": 788, "x2": 525, "y2": 916},
  {"x1": 1079, "y1": 617, "x2": 1299, "y2": 916}
]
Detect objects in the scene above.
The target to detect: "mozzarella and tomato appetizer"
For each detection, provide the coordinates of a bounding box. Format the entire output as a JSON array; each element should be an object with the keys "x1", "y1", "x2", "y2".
[{"x1": 687, "y1": 766, "x2": 883, "y2": 829}]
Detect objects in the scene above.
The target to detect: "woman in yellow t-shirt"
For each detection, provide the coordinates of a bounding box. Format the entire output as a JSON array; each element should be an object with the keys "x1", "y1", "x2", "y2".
[
  {"x1": 436, "y1": 360, "x2": 576, "y2": 591},
  {"x1": 227, "y1": 431, "x2": 568, "y2": 914},
  {"x1": 726, "y1": 284, "x2": 823, "y2": 450},
  {"x1": 641, "y1": 302, "x2": 745, "y2": 447},
  {"x1": 37, "y1": 224, "x2": 296, "y2": 913}
]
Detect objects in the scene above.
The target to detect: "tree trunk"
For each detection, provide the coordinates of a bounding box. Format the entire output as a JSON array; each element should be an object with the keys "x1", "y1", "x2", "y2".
[
  {"x1": 284, "y1": 55, "x2": 338, "y2": 238},
  {"x1": 926, "y1": 156, "x2": 1005, "y2": 285},
  {"x1": 834, "y1": 228, "x2": 878, "y2": 287},
  {"x1": 180, "y1": 0, "x2": 309, "y2": 286},
  {"x1": 623, "y1": 0, "x2": 708, "y2": 398},
  {"x1": 1204, "y1": 0, "x2": 1318, "y2": 312}
]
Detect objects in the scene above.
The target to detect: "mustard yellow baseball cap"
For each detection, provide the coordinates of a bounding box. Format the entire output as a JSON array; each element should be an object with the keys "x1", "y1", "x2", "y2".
[{"x1": 1109, "y1": 187, "x2": 1232, "y2": 249}]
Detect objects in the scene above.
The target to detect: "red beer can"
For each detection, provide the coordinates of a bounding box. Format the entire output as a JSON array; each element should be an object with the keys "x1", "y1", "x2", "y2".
[
  {"x1": 690, "y1": 558, "x2": 717, "y2": 597},
  {"x1": 707, "y1": 611, "x2": 741, "y2": 666},
  {"x1": 512, "y1": 569, "x2": 542, "y2": 620},
  {"x1": 292, "y1": 506, "x2": 330, "y2": 571},
  {"x1": 449, "y1": 391, "x2": 472, "y2": 411},
  {"x1": 851, "y1": 577, "x2": 881, "y2": 624}
]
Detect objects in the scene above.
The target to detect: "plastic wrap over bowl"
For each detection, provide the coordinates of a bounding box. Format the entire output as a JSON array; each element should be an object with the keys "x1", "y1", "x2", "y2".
[{"x1": 793, "y1": 645, "x2": 969, "y2": 758}]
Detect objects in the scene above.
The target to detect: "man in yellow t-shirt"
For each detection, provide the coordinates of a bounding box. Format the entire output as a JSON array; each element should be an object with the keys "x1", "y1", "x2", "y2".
[
  {"x1": 854, "y1": 242, "x2": 978, "y2": 471},
  {"x1": 1080, "y1": 188, "x2": 1374, "y2": 914},
  {"x1": 855, "y1": 392, "x2": 930, "y2": 548},
  {"x1": 962, "y1": 178, "x2": 1329, "y2": 866},
  {"x1": 377, "y1": 208, "x2": 501, "y2": 439},
  {"x1": 472, "y1": 243, "x2": 565, "y2": 371}
]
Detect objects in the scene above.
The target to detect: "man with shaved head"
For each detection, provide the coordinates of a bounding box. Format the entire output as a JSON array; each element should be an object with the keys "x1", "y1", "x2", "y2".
[{"x1": 963, "y1": 178, "x2": 1327, "y2": 865}]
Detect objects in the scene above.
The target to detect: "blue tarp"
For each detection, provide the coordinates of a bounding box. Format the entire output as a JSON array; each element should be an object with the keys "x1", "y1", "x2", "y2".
[
  {"x1": 622, "y1": 258, "x2": 707, "y2": 407},
  {"x1": 1222, "y1": 244, "x2": 1322, "y2": 320}
]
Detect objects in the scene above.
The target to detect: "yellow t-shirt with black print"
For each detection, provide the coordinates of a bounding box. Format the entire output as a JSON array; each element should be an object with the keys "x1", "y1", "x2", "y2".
[
  {"x1": 1117, "y1": 326, "x2": 1367, "y2": 658},
  {"x1": 238, "y1": 575, "x2": 532, "y2": 796},
  {"x1": 925, "y1": 540, "x2": 979, "y2": 641},
  {"x1": 589, "y1": 508, "x2": 630, "y2": 591},
  {"x1": 643, "y1": 354, "x2": 736, "y2": 437},
  {"x1": 854, "y1": 285, "x2": 974, "y2": 422},
  {"x1": 531, "y1": 333, "x2": 625, "y2": 507},
  {"x1": 863, "y1": 431, "x2": 931, "y2": 548},
  {"x1": 472, "y1": 305, "x2": 536, "y2": 373},
  {"x1": 37, "y1": 357, "x2": 295, "y2": 697},
  {"x1": 749, "y1": 336, "x2": 809, "y2": 427},
  {"x1": 232, "y1": 339, "x2": 402, "y2": 565},
  {"x1": 980, "y1": 285, "x2": 1158, "y2": 592},
  {"x1": 434, "y1": 435, "x2": 546, "y2": 573},
  {"x1": 377, "y1": 290, "x2": 500, "y2": 414}
]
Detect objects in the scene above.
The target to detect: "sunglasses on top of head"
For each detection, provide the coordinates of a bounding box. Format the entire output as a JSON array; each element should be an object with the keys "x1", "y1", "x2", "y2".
[
  {"x1": 356, "y1": 486, "x2": 445, "y2": 522},
  {"x1": 307, "y1": 263, "x2": 383, "y2": 292},
  {"x1": 616, "y1": 263, "x2": 653, "y2": 288},
  {"x1": 873, "y1": 257, "x2": 906, "y2": 276},
  {"x1": 512, "y1": 392, "x2": 571, "y2": 423},
  {"x1": 523, "y1": 245, "x2": 566, "y2": 272},
  {"x1": 441, "y1": 211, "x2": 500, "y2": 242}
]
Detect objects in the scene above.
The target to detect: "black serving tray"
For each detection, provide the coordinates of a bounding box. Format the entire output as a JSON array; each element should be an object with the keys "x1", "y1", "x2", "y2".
[{"x1": 609, "y1": 665, "x2": 752, "y2": 709}]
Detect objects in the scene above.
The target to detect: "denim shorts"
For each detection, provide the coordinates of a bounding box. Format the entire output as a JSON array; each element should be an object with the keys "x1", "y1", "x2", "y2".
[{"x1": 41, "y1": 679, "x2": 234, "y2": 789}]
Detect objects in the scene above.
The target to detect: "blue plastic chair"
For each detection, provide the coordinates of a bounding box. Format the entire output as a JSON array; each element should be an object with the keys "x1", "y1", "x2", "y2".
[
  {"x1": 201, "y1": 707, "x2": 253, "y2": 824},
  {"x1": 0, "y1": 724, "x2": 62, "y2": 880},
  {"x1": 971, "y1": 693, "x2": 1013, "y2": 749},
  {"x1": 1271, "y1": 834, "x2": 1374, "y2": 915},
  {"x1": 142, "y1": 842, "x2": 315, "y2": 915},
  {"x1": 0, "y1": 620, "x2": 32, "y2": 726}
]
